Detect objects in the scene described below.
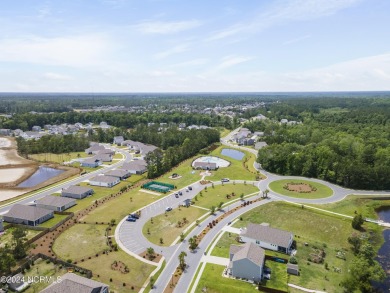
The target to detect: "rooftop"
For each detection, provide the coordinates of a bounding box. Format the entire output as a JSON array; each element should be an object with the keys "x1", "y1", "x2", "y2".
[
  {"x1": 62, "y1": 185, "x2": 93, "y2": 195},
  {"x1": 241, "y1": 223, "x2": 293, "y2": 248},
  {"x1": 35, "y1": 195, "x2": 75, "y2": 207},
  {"x1": 90, "y1": 175, "x2": 119, "y2": 183},
  {"x1": 4, "y1": 204, "x2": 52, "y2": 222},
  {"x1": 231, "y1": 242, "x2": 265, "y2": 266},
  {"x1": 41, "y1": 273, "x2": 108, "y2": 293}
]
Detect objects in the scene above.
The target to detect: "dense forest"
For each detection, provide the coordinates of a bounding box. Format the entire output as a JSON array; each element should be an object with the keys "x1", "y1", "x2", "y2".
[{"x1": 249, "y1": 98, "x2": 390, "y2": 190}]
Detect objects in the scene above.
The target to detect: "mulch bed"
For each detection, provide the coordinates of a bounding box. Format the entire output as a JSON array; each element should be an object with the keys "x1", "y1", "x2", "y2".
[{"x1": 138, "y1": 251, "x2": 163, "y2": 263}]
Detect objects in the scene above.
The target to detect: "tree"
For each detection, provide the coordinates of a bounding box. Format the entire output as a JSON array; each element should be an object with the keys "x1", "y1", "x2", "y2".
[
  {"x1": 147, "y1": 247, "x2": 155, "y2": 260},
  {"x1": 178, "y1": 251, "x2": 187, "y2": 271},
  {"x1": 218, "y1": 202, "x2": 224, "y2": 210},
  {"x1": 348, "y1": 233, "x2": 362, "y2": 254},
  {"x1": 12, "y1": 227, "x2": 27, "y2": 259},
  {"x1": 210, "y1": 206, "x2": 215, "y2": 215},
  {"x1": 188, "y1": 236, "x2": 198, "y2": 251},
  {"x1": 180, "y1": 233, "x2": 185, "y2": 242},
  {"x1": 352, "y1": 214, "x2": 364, "y2": 230},
  {"x1": 159, "y1": 238, "x2": 164, "y2": 244},
  {"x1": 0, "y1": 244, "x2": 16, "y2": 273},
  {"x1": 240, "y1": 193, "x2": 244, "y2": 200},
  {"x1": 110, "y1": 219, "x2": 116, "y2": 226}
]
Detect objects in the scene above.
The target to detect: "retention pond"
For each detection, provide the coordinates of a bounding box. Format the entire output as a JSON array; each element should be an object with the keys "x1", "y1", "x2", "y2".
[{"x1": 17, "y1": 166, "x2": 64, "y2": 188}]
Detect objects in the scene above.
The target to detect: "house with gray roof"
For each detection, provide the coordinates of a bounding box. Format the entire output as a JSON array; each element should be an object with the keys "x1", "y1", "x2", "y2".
[
  {"x1": 193, "y1": 162, "x2": 217, "y2": 170},
  {"x1": 89, "y1": 175, "x2": 120, "y2": 188},
  {"x1": 105, "y1": 169, "x2": 130, "y2": 180},
  {"x1": 62, "y1": 186, "x2": 94, "y2": 199},
  {"x1": 3, "y1": 204, "x2": 54, "y2": 226},
  {"x1": 93, "y1": 153, "x2": 112, "y2": 162},
  {"x1": 240, "y1": 223, "x2": 294, "y2": 254},
  {"x1": 35, "y1": 195, "x2": 76, "y2": 212},
  {"x1": 96, "y1": 148, "x2": 115, "y2": 156},
  {"x1": 41, "y1": 272, "x2": 109, "y2": 293},
  {"x1": 113, "y1": 136, "x2": 124, "y2": 145},
  {"x1": 0, "y1": 218, "x2": 4, "y2": 232},
  {"x1": 254, "y1": 142, "x2": 268, "y2": 150},
  {"x1": 7, "y1": 273, "x2": 30, "y2": 292},
  {"x1": 228, "y1": 242, "x2": 265, "y2": 282},
  {"x1": 121, "y1": 160, "x2": 147, "y2": 174},
  {"x1": 85, "y1": 144, "x2": 105, "y2": 155},
  {"x1": 81, "y1": 158, "x2": 102, "y2": 168}
]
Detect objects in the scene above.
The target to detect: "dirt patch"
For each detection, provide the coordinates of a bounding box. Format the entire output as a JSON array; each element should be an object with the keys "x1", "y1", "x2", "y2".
[
  {"x1": 111, "y1": 260, "x2": 130, "y2": 273},
  {"x1": 139, "y1": 250, "x2": 163, "y2": 263},
  {"x1": 284, "y1": 182, "x2": 317, "y2": 193}
]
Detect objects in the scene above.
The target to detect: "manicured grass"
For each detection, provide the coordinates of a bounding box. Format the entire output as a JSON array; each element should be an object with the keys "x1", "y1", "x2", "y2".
[
  {"x1": 80, "y1": 249, "x2": 155, "y2": 292},
  {"x1": 30, "y1": 152, "x2": 88, "y2": 164},
  {"x1": 82, "y1": 187, "x2": 160, "y2": 223},
  {"x1": 232, "y1": 201, "x2": 362, "y2": 292},
  {"x1": 211, "y1": 232, "x2": 240, "y2": 257},
  {"x1": 113, "y1": 153, "x2": 123, "y2": 160},
  {"x1": 269, "y1": 179, "x2": 333, "y2": 199},
  {"x1": 143, "y1": 206, "x2": 207, "y2": 246},
  {"x1": 158, "y1": 159, "x2": 203, "y2": 189},
  {"x1": 219, "y1": 128, "x2": 231, "y2": 138},
  {"x1": 262, "y1": 260, "x2": 288, "y2": 291},
  {"x1": 0, "y1": 228, "x2": 41, "y2": 248},
  {"x1": 195, "y1": 263, "x2": 258, "y2": 293},
  {"x1": 53, "y1": 224, "x2": 108, "y2": 261},
  {"x1": 66, "y1": 179, "x2": 133, "y2": 213},
  {"x1": 24, "y1": 258, "x2": 71, "y2": 293},
  {"x1": 193, "y1": 184, "x2": 259, "y2": 209},
  {"x1": 39, "y1": 214, "x2": 69, "y2": 228}
]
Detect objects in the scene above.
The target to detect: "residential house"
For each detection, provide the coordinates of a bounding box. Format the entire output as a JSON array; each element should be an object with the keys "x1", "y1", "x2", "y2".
[
  {"x1": 7, "y1": 273, "x2": 30, "y2": 292},
  {"x1": 193, "y1": 162, "x2": 217, "y2": 170},
  {"x1": 0, "y1": 129, "x2": 11, "y2": 136},
  {"x1": 99, "y1": 121, "x2": 110, "y2": 129},
  {"x1": 85, "y1": 144, "x2": 105, "y2": 155},
  {"x1": 35, "y1": 195, "x2": 76, "y2": 212},
  {"x1": 121, "y1": 160, "x2": 147, "y2": 174},
  {"x1": 62, "y1": 186, "x2": 94, "y2": 199},
  {"x1": 121, "y1": 140, "x2": 137, "y2": 147},
  {"x1": 280, "y1": 119, "x2": 289, "y2": 124},
  {"x1": 105, "y1": 169, "x2": 130, "y2": 180},
  {"x1": 140, "y1": 144, "x2": 157, "y2": 155},
  {"x1": 178, "y1": 123, "x2": 186, "y2": 129},
  {"x1": 41, "y1": 273, "x2": 109, "y2": 293},
  {"x1": 93, "y1": 154, "x2": 112, "y2": 162},
  {"x1": 229, "y1": 242, "x2": 265, "y2": 282},
  {"x1": 3, "y1": 204, "x2": 54, "y2": 226},
  {"x1": 240, "y1": 223, "x2": 294, "y2": 254},
  {"x1": 96, "y1": 149, "x2": 115, "y2": 156},
  {"x1": 32, "y1": 125, "x2": 42, "y2": 132},
  {"x1": 113, "y1": 136, "x2": 124, "y2": 145},
  {"x1": 89, "y1": 175, "x2": 120, "y2": 187},
  {"x1": 43, "y1": 124, "x2": 52, "y2": 130},
  {"x1": 81, "y1": 158, "x2": 102, "y2": 168},
  {"x1": 254, "y1": 142, "x2": 268, "y2": 150},
  {"x1": 0, "y1": 218, "x2": 4, "y2": 232},
  {"x1": 187, "y1": 125, "x2": 199, "y2": 130}
]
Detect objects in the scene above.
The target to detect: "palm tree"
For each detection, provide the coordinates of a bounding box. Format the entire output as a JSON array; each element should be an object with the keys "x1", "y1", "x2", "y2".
[
  {"x1": 179, "y1": 251, "x2": 187, "y2": 270},
  {"x1": 147, "y1": 247, "x2": 155, "y2": 260},
  {"x1": 264, "y1": 189, "x2": 269, "y2": 198}
]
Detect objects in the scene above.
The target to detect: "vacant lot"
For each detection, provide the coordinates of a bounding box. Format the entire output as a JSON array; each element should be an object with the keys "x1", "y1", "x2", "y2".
[
  {"x1": 193, "y1": 184, "x2": 259, "y2": 209},
  {"x1": 39, "y1": 214, "x2": 69, "y2": 228},
  {"x1": 53, "y1": 224, "x2": 108, "y2": 261},
  {"x1": 269, "y1": 179, "x2": 333, "y2": 199},
  {"x1": 30, "y1": 152, "x2": 89, "y2": 164},
  {"x1": 0, "y1": 227, "x2": 41, "y2": 248},
  {"x1": 143, "y1": 206, "x2": 207, "y2": 246}
]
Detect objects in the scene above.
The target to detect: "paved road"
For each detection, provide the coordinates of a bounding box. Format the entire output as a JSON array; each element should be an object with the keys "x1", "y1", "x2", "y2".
[{"x1": 0, "y1": 146, "x2": 131, "y2": 214}]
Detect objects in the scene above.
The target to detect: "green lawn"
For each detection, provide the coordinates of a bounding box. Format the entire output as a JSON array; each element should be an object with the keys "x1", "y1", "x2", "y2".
[
  {"x1": 262, "y1": 260, "x2": 288, "y2": 291},
  {"x1": 195, "y1": 264, "x2": 258, "y2": 293},
  {"x1": 29, "y1": 152, "x2": 88, "y2": 164},
  {"x1": 53, "y1": 224, "x2": 108, "y2": 261},
  {"x1": 66, "y1": 179, "x2": 133, "y2": 213},
  {"x1": 269, "y1": 179, "x2": 333, "y2": 199},
  {"x1": 80, "y1": 249, "x2": 155, "y2": 292},
  {"x1": 193, "y1": 184, "x2": 258, "y2": 209},
  {"x1": 24, "y1": 258, "x2": 71, "y2": 293},
  {"x1": 0, "y1": 228, "x2": 41, "y2": 248},
  {"x1": 39, "y1": 214, "x2": 69, "y2": 228},
  {"x1": 211, "y1": 232, "x2": 240, "y2": 257},
  {"x1": 142, "y1": 206, "x2": 207, "y2": 246},
  {"x1": 232, "y1": 201, "x2": 363, "y2": 292},
  {"x1": 158, "y1": 159, "x2": 203, "y2": 189},
  {"x1": 82, "y1": 187, "x2": 160, "y2": 223}
]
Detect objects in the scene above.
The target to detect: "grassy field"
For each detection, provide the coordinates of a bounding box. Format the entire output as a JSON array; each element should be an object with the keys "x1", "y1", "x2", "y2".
[
  {"x1": 53, "y1": 224, "x2": 108, "y2": 261},
  {"x1": 80, "y1": 249, "x2": 155, "y2": 292},
  {"x1": 232, "y1": 201, "x2": 365, "y2": 292},
  {"x1": 142, "y1": 206, "x2": 207, "y2": 246},
  {"x1": 39, "y1": 214, "x2": 69, "y2": 228},
  {"x1": 24, "y1": 258, "x2": 71, "y2": 293},
  {"x1": 262, "y1": 260, "x2": 288, "y2": 291},
  {"x1": 193, "y1": 184, "x2": 259, "y2": 209},
  {"x1": 29, "y1": 152, "x2": 89, "y2": 164},
  {"x1": 0, "y1": 227, "x2": 41, "y2": 248},
  {"x1": 195, "y1": 263, "x2": 258, "y2": 293},
  {"x1": 82, "y1": 187, "x2": 160, "y2": 223},
  {"x1": 157, "y1": 160, "x2": 203, "y2": 189},
  {"x1": 269, "y1": 179, "x2": 333, "y2": 199}
]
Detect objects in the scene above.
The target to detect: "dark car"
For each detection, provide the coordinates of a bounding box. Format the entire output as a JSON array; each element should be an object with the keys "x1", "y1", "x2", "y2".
[
  {"x1": 179, "y1": 191, "x2": 183, "y2": 195},
  {"x1": 175, "y1": 194, "x2": 179, "y2": 198},
  {"x1": 126, "y1": 217, "x2": 136, "y2": 222},
  {"x1": 129, "y1": 213, "x2": 139, "y2": 219},
  {"x1": 188, "y1": 186, "x2": 192, "y2": 190}
]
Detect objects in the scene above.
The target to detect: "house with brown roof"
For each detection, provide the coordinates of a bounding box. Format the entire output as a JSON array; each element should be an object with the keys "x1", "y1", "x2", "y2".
[
  {"x1": 240, "y1": 223, "x2": 294, "y2": 254},
  {"x1": 35, "y1": 195, "x2": 76, "y2": 212},
  {"x1": 41, "y1": 273, "x2": 109, "y2": 293},
  {"x1": 61, "y1": 185, "x2": 94, "y2": 199},
  {"x1": 228, "y1": 242, "x2": 265, "y2": 282},
  {"x1": 3, "y1": 204, "x2": 54, "y2": 226}
]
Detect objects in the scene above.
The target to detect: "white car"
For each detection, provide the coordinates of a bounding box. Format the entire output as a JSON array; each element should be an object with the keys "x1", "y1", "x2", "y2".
[
  {"x1": 165, "y1": 207, "x2": 172, "y2": 212},
  {"x1": 221, "y1": 178, "x2": 230, "y2": 183}
]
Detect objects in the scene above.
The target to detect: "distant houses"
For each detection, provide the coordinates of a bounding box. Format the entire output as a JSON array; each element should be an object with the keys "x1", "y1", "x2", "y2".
[
  {"x1": 3, "y1": 204, "x2": 54, "y2": 226},
  {"x1": 85, "y1": 145, "x2": 105, "y2": 155},
  {"x1": 62, "y1": 186, "x2": 94, "y2": 199},
  {"x1": 121, "y1": 160, "x2": 147, "y2": 174},
  {"x1": 35, "y1": 195, "x2": 76, "y2": 212},
  {"x1": 81, "y1": 158, "x2": 102, "y2": 168},
  {"x1": 41, "y1": 273, "x2": 109, "y2": 293},
  {"x1": 113, "y1": 136, "x2": 124, "y2": 145},
  {"x1": 240, "y1": 223, "x2": 294, "y2": 254}
]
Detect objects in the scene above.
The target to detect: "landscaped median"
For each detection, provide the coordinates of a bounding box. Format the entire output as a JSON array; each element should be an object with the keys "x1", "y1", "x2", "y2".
[{"x1": 269, "y1": 179, "x2": 333, "y2": 199}]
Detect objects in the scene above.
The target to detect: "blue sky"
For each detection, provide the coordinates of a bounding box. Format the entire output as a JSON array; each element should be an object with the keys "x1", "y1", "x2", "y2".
[{"x1": 0, "y1": 0, "x2": 389, "y2": 92}]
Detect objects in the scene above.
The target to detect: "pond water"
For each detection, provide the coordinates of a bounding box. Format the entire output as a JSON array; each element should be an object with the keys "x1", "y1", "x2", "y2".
[
  {"x1": 17, "y1": 166, "x2": 64, "y2": 188},
  {"x1": 221, "y1": 148, "x2": 245, "y2": 160},
  {"x1": 374, "y1": 207, "x2": 390, "y2": 291}
]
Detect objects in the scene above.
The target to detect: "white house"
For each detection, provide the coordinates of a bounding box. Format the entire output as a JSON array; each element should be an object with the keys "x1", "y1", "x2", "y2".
[
  {"x1": 89, "y1": 175, "x2": 120, "y2": 188},
  {"x1": 240, "y1": 223, "x2": 294, "y2": 254}
]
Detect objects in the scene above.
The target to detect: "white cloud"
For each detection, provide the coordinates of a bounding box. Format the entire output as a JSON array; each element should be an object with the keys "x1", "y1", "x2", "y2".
[
  {"x1": 0, "y1": 35, "x2": 113, "y2": 67},
  {"x1": 211, "y1": 55, "x2": 253, "y2": 72},
  {"x1": 283, "y1": 34, "x2": 311, "y2": 45},
  {"x1": 43, "y1": 72, "x2": 72, "y2": 81},
  {"x1": 208, "y1": 0, "x2": 360, "y2": 41},
  {"x1": 170, "y1": 58, "x2": 208, "y2": 68},
  {"x1": 133, "y1": 20, "x2": 202, "y2": 34},
  {"x1": 148, "y1": 70, "x2": 176, "y2": 77},
  {"x1": 154, "y1": 44, "x2": 190, "y2": 59}
]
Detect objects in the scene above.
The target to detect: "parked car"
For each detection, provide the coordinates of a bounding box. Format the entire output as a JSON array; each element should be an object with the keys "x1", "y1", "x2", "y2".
[
  {"x1": 126, "y1": 217, "x2": 136, "y2": 222},
  {"x1": 129, "y1": 213, "x2": 139, "y2": 219},
  {"x1": 188, "y1": 186, "x2": 193, "y2": 190},
  {"x1": 221, "y1": 178, "x2": 230, "y2": 182},
  {"x1": 179, "y1": 191, "x2": 183, "y2": 195},
  {"x1": 175, "y1": 194, "x2": 179, "y2": 198},
  {"x1": 185, "y1": 188, "x2": 189, "y2": 192},
  {"x1": 166, "y1": 207, "x2": 172, "y2": 212}
]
